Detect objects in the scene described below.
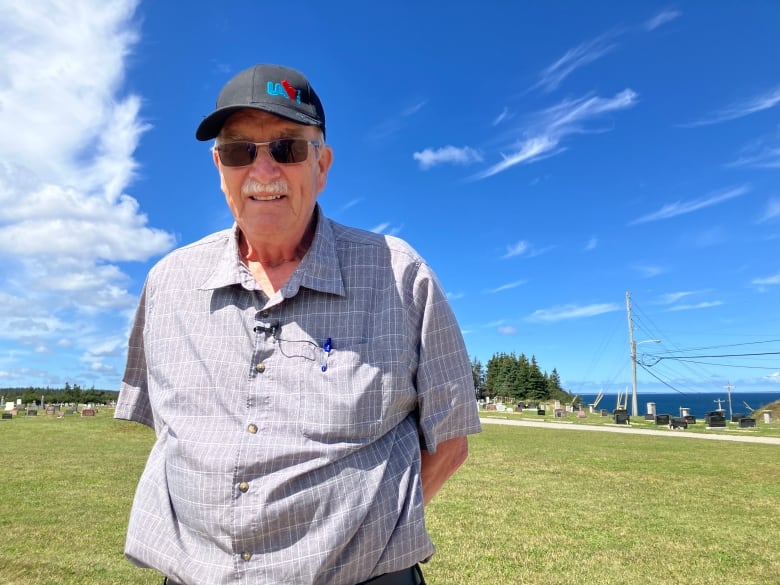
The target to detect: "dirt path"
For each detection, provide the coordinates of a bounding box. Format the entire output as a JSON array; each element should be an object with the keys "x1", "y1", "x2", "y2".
[{"x1": 480, "y1": 417, "x2": 780, "y2": 445}]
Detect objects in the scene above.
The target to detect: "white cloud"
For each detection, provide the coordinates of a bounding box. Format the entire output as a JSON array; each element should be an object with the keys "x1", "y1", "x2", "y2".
[
  {"x1": 729, "y1": 146, "x2": 780, "y2": 169},
  {"x1": 369, "y1": 222, "x2": 403, "y2": 236},
  {"x1": 0, "y1": 0, "x2": 174, "y2": 387},
  {"x1": 527, "y1": 303, "x2": 620, "y2": 322},
  {"x1": 752, "y1": 272, "x2": 780, "y2": 286},
  {"x1": 413, "y1": 145, "x2": 483, "y2": 170},
  {"x1": 486, "y1": 281, "x2": 526, "y2": 294},
  {"x1": 493, "y1": 107, "x2": 513, "y2": 126},
  {"x1": 633, "y1": 264, "x2": 666, "y2": 278},
  {"x1": 657, "y1": 291, "x2": 697, "y2": 304},
  {"x1": 535, "y1": 33, "x2": 618, "y2": 93},
  {"x1": 497, "y1": 326, "x2": 519, "y2": 335},
  {"x1": 474, "y1": 89, "x2": 638, "y2": 179},
  {"x1": 629, "y1": 185, "x2": 749, "y2": 225},
  {"x1": 686, "y1": 84, "x2": 780, "y2": 126},
  {"x1": 764, "y1": 372, "x2": 780, "y2": 383},
  {"x1": 758, "y1": 198, "x2": 780, "y2": 223},
  {"x1": 585, "y1": 236, "x2": 598, "y2": 251},
  {"x1": 503, "y1": 240, "x2": 529, "y2": 258},
  {"x1": 666, "y1": 301, "x2": 723, "y2": 312},
  {"x1": 645, "y1": 10, "x2": 682, "y2": 31}
]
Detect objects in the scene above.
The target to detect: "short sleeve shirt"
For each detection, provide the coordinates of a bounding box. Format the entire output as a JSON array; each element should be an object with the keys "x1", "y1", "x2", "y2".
[{"x1": 115, "y1": 206, "x2": 481, "y2": 585}]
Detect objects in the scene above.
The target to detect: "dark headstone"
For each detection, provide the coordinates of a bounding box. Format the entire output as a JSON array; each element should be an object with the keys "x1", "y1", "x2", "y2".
[
  {"x1": 738, "y1": 418, "x2": 756, "y2": 429},
  {"x1": 1, "y1": 412, "x2": 12, "y2": 420},
  {"x1": 655, "y1": 414, "x2": 671, "y2": 425},
  {"x1": 614, "y1": 412, "x2": 630, "y2": 425},
  {"x1": 669, "y1": 417, "x2": 687, "y2": 430},
  {"x1": 27, "y1": 409, "x2": 37, "y2": 416},
  {"x1": 705, "y1": 411, "x2": 726, "y2": 428},
  {"x1": 537, "y1": 409, "x2": 545, "y2": 415},
  {"x1": 683, "y1": 415, "x2": 696, "y2": 425},
  {"x1": 731, "y1": 414, "x2": 745, "y2": 423}
]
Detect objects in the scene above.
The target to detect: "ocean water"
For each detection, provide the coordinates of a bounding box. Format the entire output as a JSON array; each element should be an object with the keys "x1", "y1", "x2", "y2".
[{"x1": 578, "y1": 391, "x2": 780, "y2": 419}]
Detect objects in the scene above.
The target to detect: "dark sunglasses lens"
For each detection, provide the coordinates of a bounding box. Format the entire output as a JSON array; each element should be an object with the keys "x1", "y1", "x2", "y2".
[
  {"x1": 269, "y1": 139, "x2": 309, "y2": 164},
  {"x1": 218, "y1": 142, "x2": 257, "y2": 167}
]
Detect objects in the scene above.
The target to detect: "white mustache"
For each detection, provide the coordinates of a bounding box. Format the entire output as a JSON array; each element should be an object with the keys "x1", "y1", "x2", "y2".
[{"x1": 241, "y1": 179, "x2": 289, "y2": 196}]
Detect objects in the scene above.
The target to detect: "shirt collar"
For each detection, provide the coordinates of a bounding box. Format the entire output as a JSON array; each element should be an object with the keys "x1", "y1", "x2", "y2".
[{"x1": 199, "y1": 205, "x2": 345, "y2": 298}]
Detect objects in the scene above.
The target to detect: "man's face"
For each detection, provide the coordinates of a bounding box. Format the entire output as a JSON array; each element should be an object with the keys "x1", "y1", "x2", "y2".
[{"x1": 213, "y1": 109, "x2": 332, "y2": 246}]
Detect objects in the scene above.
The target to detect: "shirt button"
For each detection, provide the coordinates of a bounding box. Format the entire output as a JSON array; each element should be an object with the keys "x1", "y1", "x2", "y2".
[
  {"x1": 241, "y1": 551, "x2": 252, "y2": 562},
  {"x1": 238, "y1": 481, "x2": 249, "y2": 493},
  {"x1": 260, "y1": 310, "x2": 270, "y2": 318},
  {"x1": 247, "y1": 424, "x2": 258, "y2": 434},
  {"x1": 255, "y1": 362, "x2": 266, "y2": 373}
]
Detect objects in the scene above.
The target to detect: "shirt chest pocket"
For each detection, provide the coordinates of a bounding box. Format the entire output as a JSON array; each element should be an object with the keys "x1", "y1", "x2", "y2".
[{"x1": 295, "y1": 340, "x2": 410, "y2": 443}]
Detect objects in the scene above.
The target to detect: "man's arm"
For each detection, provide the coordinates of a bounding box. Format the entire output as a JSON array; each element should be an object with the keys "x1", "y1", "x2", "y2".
[{"x1": 420, "y1": 436, "x2": 469, "y2": 506}]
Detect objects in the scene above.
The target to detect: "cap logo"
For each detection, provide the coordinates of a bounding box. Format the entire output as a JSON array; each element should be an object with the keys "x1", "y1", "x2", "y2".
[{"x1": 266, "y1": 80, "x2": 301, "y2": 104}]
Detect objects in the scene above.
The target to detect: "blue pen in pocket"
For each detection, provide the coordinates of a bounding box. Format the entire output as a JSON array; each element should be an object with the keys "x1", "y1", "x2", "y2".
[{"x1": 321, "y1": 337, "x2": 332, "y2": 372}]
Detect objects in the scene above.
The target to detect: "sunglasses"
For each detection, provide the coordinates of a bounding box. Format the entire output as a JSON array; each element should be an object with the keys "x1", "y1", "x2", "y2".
[{"x1": 216, "y1": 139, "x2": 321, "y2": 167}]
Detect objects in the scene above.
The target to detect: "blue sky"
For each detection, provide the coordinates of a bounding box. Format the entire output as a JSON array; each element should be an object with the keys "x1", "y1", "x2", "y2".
[{"x1": 1, "y1": 1, "x2": 779, "y2": 399}]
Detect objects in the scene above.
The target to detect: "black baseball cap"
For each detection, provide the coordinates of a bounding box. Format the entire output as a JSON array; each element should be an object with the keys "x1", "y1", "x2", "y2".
[{"x1": 196, "y1": 64, "x2": 326, "y2": 141}]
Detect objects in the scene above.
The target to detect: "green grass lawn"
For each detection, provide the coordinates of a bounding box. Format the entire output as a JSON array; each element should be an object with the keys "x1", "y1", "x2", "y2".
[{"x1": 1, "y1": 411, "x2": 778, "y2": 584}]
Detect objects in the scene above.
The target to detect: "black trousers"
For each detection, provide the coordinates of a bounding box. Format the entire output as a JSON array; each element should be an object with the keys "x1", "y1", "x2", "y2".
[{"x1": 163, "y1": 564, "x2": 425, "y2": 585}]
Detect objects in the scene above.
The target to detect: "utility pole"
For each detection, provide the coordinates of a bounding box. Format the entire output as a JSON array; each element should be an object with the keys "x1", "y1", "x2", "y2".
[
  {"x1": 723, "y1": 382, "x2": 734, "y2": 420},
  {"x1": 626, "y1": 291, "x2": 638, "y2": 417}
]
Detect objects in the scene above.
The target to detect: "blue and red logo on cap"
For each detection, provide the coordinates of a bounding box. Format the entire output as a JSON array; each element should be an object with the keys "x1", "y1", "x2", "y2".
[{"x1": 267, "y1": 80, "x2": 301, "y2": 104}]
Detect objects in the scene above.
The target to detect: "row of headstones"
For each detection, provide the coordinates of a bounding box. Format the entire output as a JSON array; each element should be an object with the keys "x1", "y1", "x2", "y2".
[{"x1": 1, "y1": 408, "x2": 97, "y2": 419}]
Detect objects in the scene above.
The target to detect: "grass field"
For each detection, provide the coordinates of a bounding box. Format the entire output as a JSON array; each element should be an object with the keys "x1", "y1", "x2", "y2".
[{"x1": 1, "y1": 411, "x2": 778, "y2": 584}]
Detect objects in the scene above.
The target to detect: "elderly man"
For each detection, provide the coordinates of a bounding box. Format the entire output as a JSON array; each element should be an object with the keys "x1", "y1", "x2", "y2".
[{"x1": 116, "y1": 64, "x2": 481, "y2": 585}]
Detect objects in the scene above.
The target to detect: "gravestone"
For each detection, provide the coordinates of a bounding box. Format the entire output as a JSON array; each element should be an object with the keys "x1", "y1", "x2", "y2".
[
  {"x1": 613, "y1": 410, "x2": 630, "y2": 425},
  {"x1": 27, "y1": 409, "x2": 38, "y2": 416},
  {"x1": 683, "y1": 415, "x2": 696, "y2": 425},
  {"x1": 669, "y1": 417, "x2": 687, "y2": 430},
  {"x1": 655, "y1": 414, "x2": 671, "y2": 425},
  {"x1": 738, "y1": 418, "x2": 756, "y2": 429},
  {"x1": 537, "y1": 409, "x2": 545, "y2": 415},
  {"x1": 704, "y1": 411, "x2": 726, "y2": 428},
  {"x1": 731, "y1": 413, "x2": 745, "y2": 423},
  {"x1": 81, "y1": 409, "x2": 96, "y2": 417},
  {"x1": 1, "y1": 413, "x2": 12, "y2": 420}
]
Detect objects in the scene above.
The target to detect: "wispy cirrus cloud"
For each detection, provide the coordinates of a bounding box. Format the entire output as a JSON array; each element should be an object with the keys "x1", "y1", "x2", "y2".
[
  {"x1": 685, "y1": 84, "x2": 780, "y2": 127},
  {"x1": 534, "y1": 33, "x2": 619, "y2": 93},
  {"x1": 629, "y1": 185, "x2": 749, "y2": 225},
  {"x1": 657, "y1": 291, "x2": 699, "y2": 305},
  {"x1": 370, "y1": 100, "x2": 428, "y2": 140},
  {"x1": 413, "y1": 145, "x2": 483, "y2": 170},
  {"x1": 728, "y1": 145, "x2": 780, "y2": 169},
  {"x1": 503, "y1": 241, "x2": 529, "y2": 258},
  {"x1": 527, "y1": 303, "x2": 620, "y2": 323},
  {"x1": 666, "y1": 301, "x2": 723, "y2": 312},
  {"x1": 584, "y1": 236, "x2": 598, "y2": 251},
  {"x1": 369, "y1": 222, "x2": 403, "y2": 236},
  {"x1": 752, "y1": 272, "x2": 780, "y2": 288},
  {"x1": 644, "y1": 9, "x2": 682, "y2": 31},
  {"x1": 497, "y1": 325, "x2": 519, "y2": 335},
  {"x1": 493, "y1": 107, "x2": 513, "y2": 126},
  {"x1": 485, "y1": 280, "x2": 526, "y2": 294},
  {"x1": 474, "y1": 89, "x2": 639, "y2": 179},
  {"x1": 632, "y1": 264, "x2": 666, "y2": 278},
  {"x1": 758, "y1": 198, "x2": 780, "y2": 223}
]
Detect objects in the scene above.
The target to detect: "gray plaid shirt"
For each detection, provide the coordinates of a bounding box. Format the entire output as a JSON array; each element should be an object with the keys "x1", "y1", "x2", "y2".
[{"x1": 116, "y1": 206, "x2": 481, "y2": 585}]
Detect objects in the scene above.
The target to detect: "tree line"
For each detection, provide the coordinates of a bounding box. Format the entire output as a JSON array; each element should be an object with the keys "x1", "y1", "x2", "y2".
[
  {"x1": 471, "y1": 352, "x2": 574, "y2": 404},
  {"x1": 1, "y1": 383, "x2": 119, "y2": 406}
]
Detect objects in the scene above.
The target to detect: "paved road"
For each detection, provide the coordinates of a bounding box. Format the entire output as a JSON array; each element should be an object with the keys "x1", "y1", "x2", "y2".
[{"x1": 480, "y1": 417, "x2": 780, "y2": 445}]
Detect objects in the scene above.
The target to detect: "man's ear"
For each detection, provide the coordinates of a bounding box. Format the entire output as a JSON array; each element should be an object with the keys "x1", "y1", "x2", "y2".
[
  {"x1": 212, "y1": 146, "x2": 221, "y2": 169},
  {"x1": 315, "y1": 145, "x2": 333, "y2": 194}
]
